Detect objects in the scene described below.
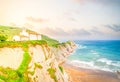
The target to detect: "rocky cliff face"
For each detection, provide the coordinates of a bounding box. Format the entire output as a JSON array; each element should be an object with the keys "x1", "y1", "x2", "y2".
[
  {"x1": 0, "y1": 41, "x2": 76, "y2": 82},
  {"x1": 50, "y1": 41, "x2": 76, "y2": 64}
]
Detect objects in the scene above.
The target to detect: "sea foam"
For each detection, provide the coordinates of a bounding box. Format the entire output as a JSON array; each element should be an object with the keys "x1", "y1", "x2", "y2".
[
  {"x1": 69, "y1": 60, "x2": 116, "y2": 72},
  {"x1": 97, "y1": 58, "x2": 112, "y2": 65},
  {"x1": 76, "y1": 44, "x2": 87, "y2": 49}
]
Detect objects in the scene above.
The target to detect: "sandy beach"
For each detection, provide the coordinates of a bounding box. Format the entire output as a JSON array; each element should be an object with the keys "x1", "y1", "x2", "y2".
[{"x1": 63, "y1": 63, "x2": 120, "y2": 82}]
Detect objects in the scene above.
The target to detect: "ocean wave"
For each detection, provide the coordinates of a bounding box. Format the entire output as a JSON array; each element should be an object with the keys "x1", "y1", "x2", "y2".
[
  {"x1": 97, "y1": 58, "x2": 112, "y2": 65},
  {"x1": 69, "y1": 60, "x2": 120, "y2": 72},
  {"x1": 90, "y1": 50, "x2": 99, "y2": 55},
  {"x1": 97, "y1": 58, "x2": 120, "y2": 67},
  {"x1": 70, "y1": 60, "x2": 94, "y2": 67},
  {"x1": 111, "y1": 62, "x2": 120, "y2": 67},
  {"x1": 76, "y1": 44, "x2": 87, "y2": 49}
]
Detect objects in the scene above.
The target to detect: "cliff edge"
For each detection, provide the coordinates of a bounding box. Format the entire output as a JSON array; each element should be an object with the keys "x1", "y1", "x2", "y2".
[{"x1": 0, "y1": 40, "x2": 76, "y2": 82}]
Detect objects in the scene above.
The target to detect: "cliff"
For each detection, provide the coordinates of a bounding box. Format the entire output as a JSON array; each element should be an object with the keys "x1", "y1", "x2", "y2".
[{"x1": 0, "y1": 40, "x2": 76, "y2": 82}]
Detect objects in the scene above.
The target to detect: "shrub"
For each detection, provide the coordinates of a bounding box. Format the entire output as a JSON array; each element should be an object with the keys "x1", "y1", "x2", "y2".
[
  {"x1": 59, "y1": 66, "x2": 64, "y2": 74},
  {"x1": 47, "y1": 68, "x2": 57, "y2": 82},
  {"x1": 0, "y1": 35, "x2": 7, "y2": 42}
]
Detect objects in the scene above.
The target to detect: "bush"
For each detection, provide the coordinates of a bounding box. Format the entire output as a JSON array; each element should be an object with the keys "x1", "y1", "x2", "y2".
[
  {"x1": 59, "y1": 66, "x2": 64, "y2": 74},
  {"x1": 0, "y1": 35, "x2": 7, "y2": 42},
  {"x1": 47, "y1": 68, "x2": 57, "y2": 82}
]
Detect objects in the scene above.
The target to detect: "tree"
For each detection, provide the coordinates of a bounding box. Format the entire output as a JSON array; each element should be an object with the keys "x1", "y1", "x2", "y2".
[{"x1": 0, "y1": 35, "x2": 7, "y2": 42}]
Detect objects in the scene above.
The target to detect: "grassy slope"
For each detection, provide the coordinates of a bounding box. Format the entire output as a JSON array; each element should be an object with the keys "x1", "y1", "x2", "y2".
[
  {"x1": 0, "y1": 25, "x2": 59, "y2": 45},
  {"x1": 0, "y1": 25, "x2": 22, "y2": 40},
  {"x1": 41, "y1": 34, "x2": 59, "y2": 46}
]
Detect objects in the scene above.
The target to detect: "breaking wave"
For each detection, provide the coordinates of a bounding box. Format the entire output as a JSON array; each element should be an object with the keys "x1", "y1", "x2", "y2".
[{"x1": 69, "y1": 59, "x2": 120, "y2": 72}]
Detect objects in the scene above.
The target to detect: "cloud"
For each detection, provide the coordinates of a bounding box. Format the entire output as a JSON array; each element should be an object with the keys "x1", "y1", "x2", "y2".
[
  {"x1": 26, "y1": 16, "x2": 48, "y2": 23},
  {"x1": 72, "y1": 0, "x2": 120, "y2": 6},
  {"x1": 105, "y1": 24, "x2": 120, "y2": 32},
  {"x1": 37, "y1": 27, "x2": 91, "y2": 40},
  {"x1": 41, "y1": 27, "x2": 91, "y2": 36},
  {"x1": 67, "y1": 17, "x2": 77, "y2": 21},
  {"x1": 39, "y1": 27, "x2": 68, "y2": 36},
  {"x1": 70, "y1": 29, "x2": 91, "y2": 35},
  {"x1": 61, "y1": 11, "x2": 78, "y2": 22},
  {"x1": 90, "y1": 27, "x2": 103, "y2": 34},
  {"x1": 9, "y1": 22, "x2": 17, "y2": 27},
  {"x1": 23, "y1": 23, "x2": 34, "y2": 29},
  {"x1": 24, "y1": 24, "x2": 120, "y2": 40},
  {"x1": 96, "y1": 0, "x2": 120, "y2": 6}
]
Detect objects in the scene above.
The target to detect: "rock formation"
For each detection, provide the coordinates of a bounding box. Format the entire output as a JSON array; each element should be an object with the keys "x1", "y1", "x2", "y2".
[{"x1": 0, "y1": 40, "x2": 76, "y2": 82}]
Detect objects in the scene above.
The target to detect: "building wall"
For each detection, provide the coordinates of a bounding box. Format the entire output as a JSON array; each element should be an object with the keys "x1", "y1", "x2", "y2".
[
  {"x1": 21, "y1": 37, "x2": 29, "y2": 41},
  {"x1": 13, "y1": 35, "x2": 20, "y2": 41},
  {"x1": 13, "y1": 32, "x2": 41, "y2": 41},
  {"x1": 30, "y1": 34, "x2": 37, "y2": 40},
  {"x1": 38, "y1": 35, "x2": 41, "y2": 40},
  {"x1": 29, "y1": 34, "x2": 41, "y2": 40}
]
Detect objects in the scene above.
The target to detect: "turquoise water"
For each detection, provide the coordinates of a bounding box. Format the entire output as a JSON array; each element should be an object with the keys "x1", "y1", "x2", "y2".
[{"x1": 67, "y1": 40, "x2": 120, "y2": 72}]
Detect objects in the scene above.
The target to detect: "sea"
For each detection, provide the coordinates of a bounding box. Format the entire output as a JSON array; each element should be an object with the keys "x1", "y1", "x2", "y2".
[{"x1": 67, "y1": 40, "x2": 120, "y2": 72}]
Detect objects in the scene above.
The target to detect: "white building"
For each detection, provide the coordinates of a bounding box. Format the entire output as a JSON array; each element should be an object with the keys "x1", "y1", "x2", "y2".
[{"x1": 13, "y1": 28, "x2": 41, "y2": 41}]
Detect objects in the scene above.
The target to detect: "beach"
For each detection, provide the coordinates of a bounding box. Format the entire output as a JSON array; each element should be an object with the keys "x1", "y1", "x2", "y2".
[{"x1": 63, "y1": 63, "x2": 120, "y2": 82}]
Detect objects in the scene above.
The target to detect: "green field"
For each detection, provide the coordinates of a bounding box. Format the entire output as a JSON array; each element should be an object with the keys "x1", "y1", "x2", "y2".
[
  {"x1": 0, "y1": 25, "x2": 59, "y2": 45},
  {"x1": 0, "y1": 25, "x2": 22, "y2": 40}
]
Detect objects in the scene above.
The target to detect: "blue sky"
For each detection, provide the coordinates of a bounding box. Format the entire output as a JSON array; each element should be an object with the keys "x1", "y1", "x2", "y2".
[{"x1": 0, "y1": 0, "x2": 120, "y2": 40}]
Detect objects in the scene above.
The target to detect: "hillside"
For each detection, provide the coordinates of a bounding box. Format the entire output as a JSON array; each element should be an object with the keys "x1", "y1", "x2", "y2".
[
  {"x1": 0, "y1": 25, "x2": 59, "y2": 45},
  {"x1": 0, "y1": 26, "x2": 22, "y2": 40},
  {"x1": 0, "y1": 39, "x2": 76, "y2": 82},
  {"x1": 0, "y1": 25, "x2": 76, "y2": 82}
]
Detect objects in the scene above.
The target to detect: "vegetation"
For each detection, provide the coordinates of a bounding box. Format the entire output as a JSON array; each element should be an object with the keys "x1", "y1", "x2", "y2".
[
  {"x1": 0, "y1": 25, "x2": 21, "y2": 40},
  {"x1": 17, "y1": 51, "x2": 31, "y2": 75},
  {"x1": 34, "y1": 63, "x2": 43, "y2": 69},
  {"x1": 0, "y1": 40, "x2": 47, "y2": 48},
  {"x1": 59, "y1": 66, "x2": 64, "y2": 74},
  {"x1": 47, "y1": 68, "x2": 57, "y2": 82},
  {"x1": 0, "y1": 67, "x2": 23, "y2": 82},
  {"x1": 0, "y1": 35, "x2": 7, "y2": 42},
  {"x1": 0, "y1": 25, "x2": 59, "y2": 46},
  {"x1": 41, "y1": 34, "x2": 59, "y2": 46},
  {"x1": 50, "y1": 41, "x2": 72, "y2": 48},
  {"x1": 0, "y1": 51, "x2": 31, "y2": 82}
]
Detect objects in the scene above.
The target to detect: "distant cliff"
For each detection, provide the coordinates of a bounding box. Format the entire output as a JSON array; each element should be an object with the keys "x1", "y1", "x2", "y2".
[{"x1": 0, "y1": 40, "x2": 76, "y2": 82}]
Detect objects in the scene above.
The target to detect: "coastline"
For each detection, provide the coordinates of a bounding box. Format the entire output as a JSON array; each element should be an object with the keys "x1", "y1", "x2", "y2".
[{"x1": 63, "y1": 62, "x2": 120, "y2": 82}]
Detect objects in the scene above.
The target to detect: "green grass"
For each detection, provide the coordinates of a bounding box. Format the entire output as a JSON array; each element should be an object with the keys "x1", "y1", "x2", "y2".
[
  {"x1": 34, "y1": 63, "x2": 43, "y2": 69},
  {"x1": 47, "y1": 68, "x2": 57, "y2": 82},
  {"x1": 0, "y1": 25, "x2": 60, "y2": 45},
  {"x1": 59, "y1": 66, "x2": 64, "y2": 74},
  {"x1": 0, "y1": 25, "x2": 22, "y2": 40},
  {"x1": 0, "y1": 52, "x2": 31, "y2": 82},
  {"x1": 17, "y1": 51, "x2": 31, "y2": 74},
  {"x1": 0, "y1": 40, "x2": 47, "y2": 48},
  {"x1": 0, "y1": 67, "x2": 21, "y2": 82},
  {"x1": 41, "y1": 34, "x2": 59, "y2": 46},
  {"x1": 49, "y1": 41, "x2": 72, "y2": 48}
]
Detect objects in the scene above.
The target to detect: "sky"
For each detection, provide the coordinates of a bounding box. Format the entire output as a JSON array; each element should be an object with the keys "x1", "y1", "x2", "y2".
[{"x1": 0, "y1": 0, "x2": 120, "y2": 40}]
